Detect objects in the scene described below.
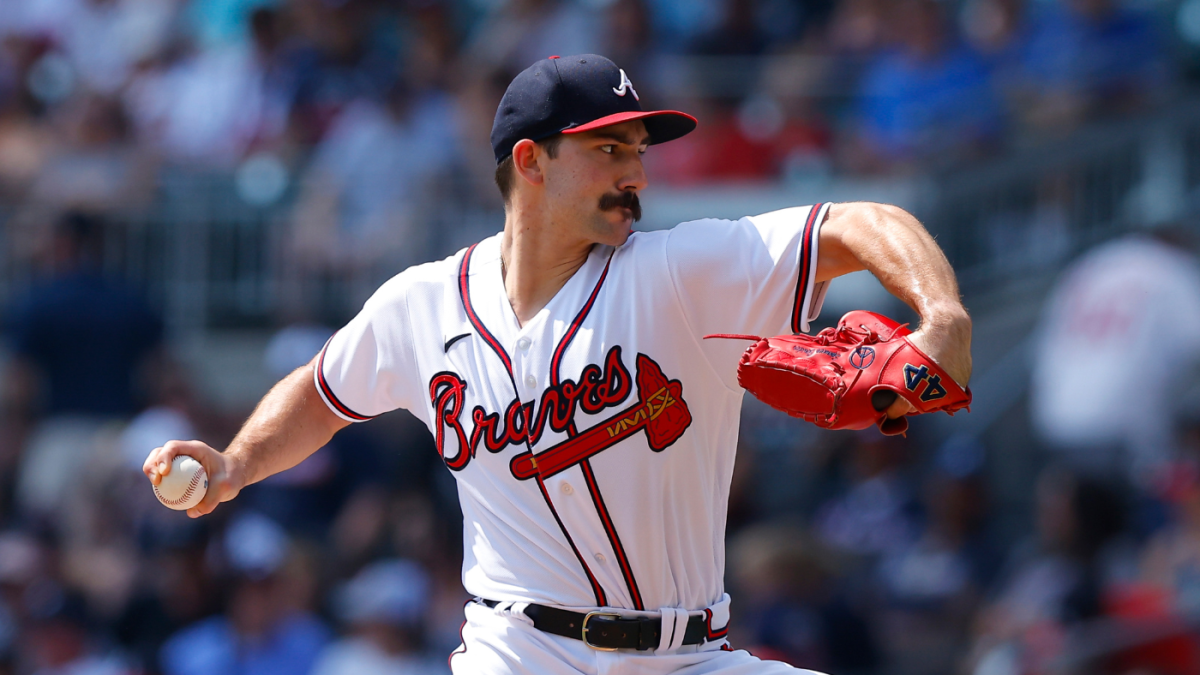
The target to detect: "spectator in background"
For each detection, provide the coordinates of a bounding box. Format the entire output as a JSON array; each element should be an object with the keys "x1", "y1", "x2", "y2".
[
  {"x1": 0, "y1": 36, "x2": 58, "y2": 202},
  {"x1": 825, "y1": 0, "x2": 891, "y2": 60},
  {"x1": 160, "y1": 513, "x2": 330, "y2": 675},
  {"x1": 965, "y1": 468, "x2": 1131, "y2": 675},
  {"x1": 959, "y1": 0, "x2": 1027, "y2": 62},
  {"x1": 959, "y1": 0, "x2": 1030, "y2": 111},
  {"x1": 186, "y1": 0, "x2": 274, "y2": 49},
  {"x1": 728, "y1": 523, "x2": 880, "y2": 674},
  {"x1": 1016, "y1": 0, "x2": 1169, "y2": 131},
  {"x1": 602, "y1": 0, "x2": 656, "y2": 77},
  {"x1": 28, "y1": 94, "x2": 154, "y2": 211},
  {"x1": 688, "y1": 0, "x2": 769, "y2": 57},
  {"x1": 312, "y1": 559, "x2": 442, "y2": 675},
  {"x1": 842, "y1": 0, "x2": 1002, "y2": 173},
  {"x1": 462, "y1": 0, "x2": 600, "y2": 76},
  {"x1": 874, "y1": 436, "x2": 1000, "y2": 675},
  {"x1": 114, "y1": 536, "x2": 218, "y2": 675},
  {"x1": 288, "y1": 77, "x2": 460, "y2": 296},
  {"x1": 1030, "y1": 226, "x2": 1200, "y2": 485},
  {"x1": 22, "y1": 593, "x2": 132, "y2": 675},
  {"x1": 58, "y1": 0, "x2": 177, "y2": 96},
  {"x1": 814, "y1": 431, "x2": 921, "y2": 560},
  {"x1": 124, "y1": 4, "x2": 292, "y2": 168},
  {"x1": 7, "y1": 211, "x2": 164, "y2": 519}
]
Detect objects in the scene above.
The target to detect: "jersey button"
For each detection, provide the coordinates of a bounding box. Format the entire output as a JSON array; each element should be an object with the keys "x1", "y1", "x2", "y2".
[
  {"x1": 561, "y1": 483, "x2": 573, "y2": 495},
  {"x1": 517, "y1": 337, "x2": 531, "y2": 351},
  {"x1": 525, "y1": 374, "x2": 537, "y2": 389},
  {"x1": 594, "y1": 553, "x2": 606, "y2": 564}
]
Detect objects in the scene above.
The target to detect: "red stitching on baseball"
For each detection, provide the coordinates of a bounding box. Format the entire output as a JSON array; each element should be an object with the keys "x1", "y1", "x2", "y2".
[{"x1": 154, "y1": 465, "x2": 206, "y2": 507}]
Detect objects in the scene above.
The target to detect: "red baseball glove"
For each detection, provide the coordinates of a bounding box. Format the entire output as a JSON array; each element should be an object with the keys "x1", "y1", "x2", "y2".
[{"x1": 708, "y1": 310, "x2": 971, "y2": 436}]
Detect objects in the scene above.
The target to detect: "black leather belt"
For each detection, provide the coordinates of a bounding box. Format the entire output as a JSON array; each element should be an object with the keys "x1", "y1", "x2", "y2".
[{"x1": 480, "y1": 599, "x2": 711, "y2": 651}]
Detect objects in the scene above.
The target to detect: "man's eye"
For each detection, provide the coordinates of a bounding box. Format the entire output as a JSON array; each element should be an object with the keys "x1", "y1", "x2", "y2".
[
  {"x1": 638, "y1": 147, "x2": 647, "y2": 155},
  {"x1": 601, "y1": 145, "x2": 615, "y2": 154}
]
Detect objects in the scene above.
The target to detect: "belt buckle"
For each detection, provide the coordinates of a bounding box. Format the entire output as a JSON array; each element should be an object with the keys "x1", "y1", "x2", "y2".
[{"x1": 581, "y1": 611, "x2": 622, "y2": 651}]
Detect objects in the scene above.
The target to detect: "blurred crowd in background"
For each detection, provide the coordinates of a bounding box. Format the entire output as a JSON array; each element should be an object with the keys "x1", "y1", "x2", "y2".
[
  {"x1": 0, "y1": 0, "x2": 1199, "y2": 674},
  {"x1": 0, "y1": 0, "x2": 1194, "y2": 275}
]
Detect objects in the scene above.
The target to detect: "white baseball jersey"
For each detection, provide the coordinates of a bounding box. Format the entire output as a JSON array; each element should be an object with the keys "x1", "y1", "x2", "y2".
[{"x1": 315, "y1": 204, "x2": 830, "y2": 620}]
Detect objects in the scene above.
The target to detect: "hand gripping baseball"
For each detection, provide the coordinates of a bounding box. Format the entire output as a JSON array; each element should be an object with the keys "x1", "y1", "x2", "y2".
[
  {"x1": 143, "y1": 440, "x2": 246, "y2": 518},
  {"x1": 708, "y1": 310, "x2": 971, "y2": 436}
]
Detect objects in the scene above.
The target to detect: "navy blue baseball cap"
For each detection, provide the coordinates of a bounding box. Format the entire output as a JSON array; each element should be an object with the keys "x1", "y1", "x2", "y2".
[{"x1": 491, "y1": 54, "x2": 698, "y2": 164}]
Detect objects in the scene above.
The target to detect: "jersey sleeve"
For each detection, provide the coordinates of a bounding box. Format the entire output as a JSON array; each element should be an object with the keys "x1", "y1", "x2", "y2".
[
  {"x1": 666, "y1": 203, "x2": 830, "y2": 340},
  {"x1": 314, "y1": 275, "x2": 423, "y2": 422}
]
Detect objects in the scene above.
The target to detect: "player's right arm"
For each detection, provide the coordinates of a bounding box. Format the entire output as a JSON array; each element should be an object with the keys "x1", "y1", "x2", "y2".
[
  {"x1": 143, "y1": 360, "x2": 351, "y2": 518},
  {"x1": 145, "y1": 267, "x2": 429, "y2": 518}
]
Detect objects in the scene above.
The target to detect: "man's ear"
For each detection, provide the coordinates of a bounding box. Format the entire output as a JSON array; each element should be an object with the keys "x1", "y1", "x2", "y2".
[{"x1": 512, "y1": 139, "x2": 545, "y2": 188}]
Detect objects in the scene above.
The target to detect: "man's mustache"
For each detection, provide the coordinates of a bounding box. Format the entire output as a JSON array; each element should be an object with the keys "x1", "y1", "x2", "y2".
[{"x1": 598, "y1": 191, "x2": 641, "y2": 222}]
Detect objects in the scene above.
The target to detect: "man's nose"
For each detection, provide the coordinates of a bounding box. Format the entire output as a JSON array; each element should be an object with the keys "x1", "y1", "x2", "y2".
[{"x1": 619, "y1": 157, "x2": 648, "y2": 193}]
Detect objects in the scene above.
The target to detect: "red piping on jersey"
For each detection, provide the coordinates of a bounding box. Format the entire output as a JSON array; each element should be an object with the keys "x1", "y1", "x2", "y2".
[
  {"x1": 578, "y1": 458, "x2": 644, "y2": 609},
  {"x1": 790, "y1": 203, "x2": 825, "y2": 334},
  {"x1": 448, "y1": 600, "x2": 470, "y2": 670},
  {"x1": 458, "y1": 242, "x2": 608, "y2": 607},
  {"x1": 703, "y1": 608, "x2": 729, "y2": 640},
  {"x1": 545, "y1": 252, "x2": 646, "y2": 610},
  {"x1": 316, "y1": 337, "x2": 377, "y2": 421}
]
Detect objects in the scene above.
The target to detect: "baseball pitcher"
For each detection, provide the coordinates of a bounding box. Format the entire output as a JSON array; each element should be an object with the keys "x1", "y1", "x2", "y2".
[{"x1": 145, "y1": 55, "x2": 972, "y2": 674}]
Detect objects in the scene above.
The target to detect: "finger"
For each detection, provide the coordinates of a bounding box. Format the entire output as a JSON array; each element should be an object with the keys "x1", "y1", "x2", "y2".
[
  {"x1": 144, "y1": 442, "x2": 187, "y2": 485},
  {"x1": 144, "y1": 446, "x2": 165, "y2": 484},
  {"x1": 885, "y1": 396, "x2": 914, "y2": 419},
  {"x1": 146, "y1": 440, "x2": 209, "y2": 486}
]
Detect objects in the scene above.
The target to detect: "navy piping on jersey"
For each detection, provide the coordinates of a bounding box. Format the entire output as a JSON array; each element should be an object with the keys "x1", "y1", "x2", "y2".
[
  {"x1": 546, "y1": 253, "x2": 646, "y2": 611},
  {"x1": 790, "y1": 203, "x2": 825, "y2": 334},
  {"x1": 316, "y1": 336, "x2": 377, "y2": 421},
  {"x1": 458, "y1": 242, "x2": 609, "y2": 607}
]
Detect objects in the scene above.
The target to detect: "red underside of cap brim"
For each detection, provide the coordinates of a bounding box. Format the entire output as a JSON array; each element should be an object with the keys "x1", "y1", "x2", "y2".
[{"x1": 561, "y1": 110, "x2": 698, "y2": 144}]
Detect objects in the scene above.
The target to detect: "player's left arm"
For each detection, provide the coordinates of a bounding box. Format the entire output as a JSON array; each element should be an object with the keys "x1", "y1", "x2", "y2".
[{"x1": 816, "y1": 202, "x2": 972, "y2": 408}]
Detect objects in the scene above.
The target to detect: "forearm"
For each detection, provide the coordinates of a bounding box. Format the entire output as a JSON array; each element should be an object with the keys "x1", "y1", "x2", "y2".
[
  {"x1": 226, "y1": 361, "x2": 351, "y2": 488},
  {"x1": 818, "y1": 202, "x2": 972, "y2": 384}
]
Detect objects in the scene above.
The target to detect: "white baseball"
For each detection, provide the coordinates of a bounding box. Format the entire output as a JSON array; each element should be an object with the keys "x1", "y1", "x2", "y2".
[{"x1": 153, "y1": 455, "x2": 208, "y2": 511}]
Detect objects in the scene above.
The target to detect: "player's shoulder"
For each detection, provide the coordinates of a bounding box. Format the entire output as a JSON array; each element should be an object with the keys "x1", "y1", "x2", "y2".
[
  {"x1": 364, "y1": 240, "x2": 477, "y2": 308},
  {"x1": 622, "y1": 217, "x2": 743, "y2": 250}
]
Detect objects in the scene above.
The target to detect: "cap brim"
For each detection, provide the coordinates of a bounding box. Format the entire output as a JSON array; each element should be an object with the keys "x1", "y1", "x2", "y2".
[{"x1": 561, "y1": 110, "x2": 698, "y2": 145}]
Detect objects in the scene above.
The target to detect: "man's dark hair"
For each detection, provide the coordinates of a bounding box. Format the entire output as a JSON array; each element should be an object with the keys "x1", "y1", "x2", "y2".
[{"x1": 495, "y1": 135, "x2": 563, "y2": 205}]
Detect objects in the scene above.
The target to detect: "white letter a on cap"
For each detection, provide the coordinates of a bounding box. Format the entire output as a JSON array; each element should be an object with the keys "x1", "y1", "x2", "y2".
[{"x1": 613, "y1": 69, "x2": 639, "y2": 101}]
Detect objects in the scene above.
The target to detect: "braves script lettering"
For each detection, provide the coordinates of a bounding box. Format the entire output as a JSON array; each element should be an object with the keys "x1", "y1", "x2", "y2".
[{"x1": 429, "y1": 346, "x2": 634, "y2": 472}]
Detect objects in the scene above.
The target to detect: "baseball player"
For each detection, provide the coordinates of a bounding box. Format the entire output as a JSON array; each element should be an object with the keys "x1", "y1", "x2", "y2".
[{"x1": 145, "y1": 55, "x2": 972, "y2": 674}]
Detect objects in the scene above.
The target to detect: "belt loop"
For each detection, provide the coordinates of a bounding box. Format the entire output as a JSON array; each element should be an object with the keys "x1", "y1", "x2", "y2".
[{"x1": 655, "y1": 608, "x2": 688, "y2": 653}]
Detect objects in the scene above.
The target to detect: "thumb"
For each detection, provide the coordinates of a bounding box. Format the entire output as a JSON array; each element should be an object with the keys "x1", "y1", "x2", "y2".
[{"x1": 871, "y1": 389, "x2": 913, "y2": 419}]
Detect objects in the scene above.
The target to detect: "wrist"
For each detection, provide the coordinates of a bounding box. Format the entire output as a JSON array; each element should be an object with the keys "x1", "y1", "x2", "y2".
[
  {"x1": 916, "y1": 303, "x2": 971, "y2": 339},
  {"x1": 912, "y1": 304, "x2": 972, "y2": 387},
  {"x1": 222, "y1": 445, "x2": 255, "y2": 491}
]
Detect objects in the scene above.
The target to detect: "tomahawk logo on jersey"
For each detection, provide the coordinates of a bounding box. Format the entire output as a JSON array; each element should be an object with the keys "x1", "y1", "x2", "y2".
[{"x1": 315, "y1": 203, "x2": 831, "y2": 618}]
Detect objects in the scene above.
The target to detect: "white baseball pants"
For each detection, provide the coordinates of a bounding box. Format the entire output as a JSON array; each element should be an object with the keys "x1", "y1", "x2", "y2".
[{"x1": 449, "y1": 599, "x2": 829, "y2": 675}]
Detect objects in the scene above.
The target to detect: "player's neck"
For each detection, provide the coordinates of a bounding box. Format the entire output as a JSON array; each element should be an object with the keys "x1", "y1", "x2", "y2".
[{"x1": 500, "y1": 212, "x2": 593, "y2": 326}]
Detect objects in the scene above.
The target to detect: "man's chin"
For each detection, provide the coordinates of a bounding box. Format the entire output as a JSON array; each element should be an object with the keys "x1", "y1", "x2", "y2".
[{"x1": 592, "y1": 212, "x2": 634, "y2": 245}]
